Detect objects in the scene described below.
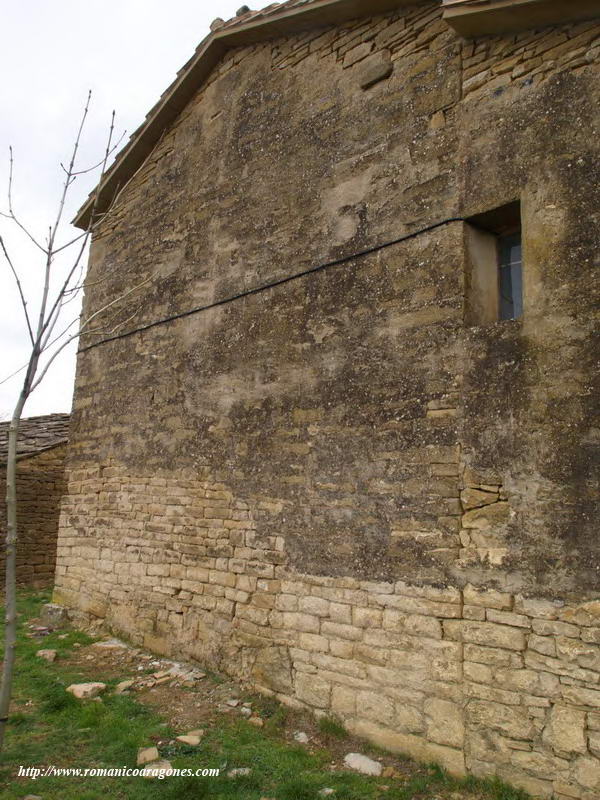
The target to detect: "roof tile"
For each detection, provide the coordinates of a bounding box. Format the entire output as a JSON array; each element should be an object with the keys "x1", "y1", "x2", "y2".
[{"x1": 0, "y1": 413, "x2": 70, "y2": 465}]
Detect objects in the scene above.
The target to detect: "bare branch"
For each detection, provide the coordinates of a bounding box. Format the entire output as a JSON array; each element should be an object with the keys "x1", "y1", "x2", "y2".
[
  {"x1": 87, "y1": 110, "x2": 117, "y2": 231},
  {"x1": 0, "y1": 234, "x2": 34, "y2": 345},
  {"x1": 61, "y1": 264, "x2": 86, "y2": 301},
  {"x1": 26, "y1": 333, "x2": 81, "y2": 395},
  {"x1": 39, "y1": 243, "x2": 89, "y2": 352},
  {"x1": 46, "y1": 90, "x2": 92, "y2": 258},
  {"x1": 35, "y1": 91, "x2": 94, "y2": 348},
  {"x1": 81, "y1": 309, "x2": 140, "y2": 338},
  {"x1": 59, "y1": 131, "x2": 124, "y2": 180},
  {"x1": 39, "y1": 106, "x2": 116, "y2": 347},
  {"x1": 42, "y1": 271, "x2": 151, "y2": 380},
  {"x1": 2, "y1": 147, "x2": 47, "y2": 255},
  {"x1": 0, "y1": 362, "x2": 28, "y2": 388},
  {"x1": 52, "y1": 229, "x2": 88, "y2": 255},
  {"x1": 78, "y1": 274, "x2": 152, "y2": 335},
  {"x1": 40, "y1": 230, "x2": 91, "y2": 345},
  {"x1": 29, "y1": 275, "x2": 150, "y2": 394},
  {"x1": 87, "y1": 126, "x2": 171, "y2": 235},
  {"x1": 72, "y1": 130, "x2": 126, "y2": 176}
]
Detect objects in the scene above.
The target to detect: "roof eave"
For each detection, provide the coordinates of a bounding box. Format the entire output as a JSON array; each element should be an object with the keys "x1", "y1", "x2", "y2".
[
  {"x1": 442, "y1": 0, "x2": 600, "y2": 37},
  {"x1": 73, "y1": 35, "x2": 227, "y2": 230},
  {"x1": 219, "y1": 0, "x2": 418, "y2": 44},
  {"x1": 11, "y1": 439, "x2": 69, "y2": 466}
]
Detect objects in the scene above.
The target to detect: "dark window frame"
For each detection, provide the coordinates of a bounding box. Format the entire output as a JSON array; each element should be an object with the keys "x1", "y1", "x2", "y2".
[{"x1": 465, "y1": 201, "x2": 523, "y2": 325}]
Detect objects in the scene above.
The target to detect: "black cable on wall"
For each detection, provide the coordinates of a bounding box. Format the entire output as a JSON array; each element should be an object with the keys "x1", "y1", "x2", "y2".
[{"x1": 78, "y1": 215, "x2": 466, "y2": 354}]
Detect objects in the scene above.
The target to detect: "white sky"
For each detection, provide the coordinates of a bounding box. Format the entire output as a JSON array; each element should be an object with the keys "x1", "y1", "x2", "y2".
[{"x1": 0, "y1": 0, "x2": 273, "y2": 420}]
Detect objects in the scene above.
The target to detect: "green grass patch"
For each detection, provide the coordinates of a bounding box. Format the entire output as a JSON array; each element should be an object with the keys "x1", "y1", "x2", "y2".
[
  {"x1": 317, "y1": 714, "x2": 348, "y2": 739},
  {"x1": 0, "y1": 590, "x2": 530, "y2": 800}
]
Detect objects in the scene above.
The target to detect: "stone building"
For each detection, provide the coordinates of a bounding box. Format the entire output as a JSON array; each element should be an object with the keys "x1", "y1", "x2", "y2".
[
  {"x1": 55, "y1": 0, "x2": 600, "y2": 795},
  {"x1": 0, "y1": 413, "x2": 69, "y2": 585}
]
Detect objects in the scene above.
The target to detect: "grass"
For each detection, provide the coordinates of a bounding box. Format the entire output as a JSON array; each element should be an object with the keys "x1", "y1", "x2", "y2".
[
  {"x1": 317, "y1": 715, "x2": 348, "y2": 739},
  {"x1": 0, "y1": 590, "x2": 531, "y2": 799}
]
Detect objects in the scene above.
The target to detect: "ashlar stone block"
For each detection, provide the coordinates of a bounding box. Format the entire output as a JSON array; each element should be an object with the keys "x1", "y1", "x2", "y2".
[
  {"x1": 424, "y1": 698, "x2": 464, "y2": 748},
  {"x1": 542, "y1": 704, "x2": 587, "y2": 755},
  {"x1": 295, "y1": 673, "x2": 331, "y2": 709}
]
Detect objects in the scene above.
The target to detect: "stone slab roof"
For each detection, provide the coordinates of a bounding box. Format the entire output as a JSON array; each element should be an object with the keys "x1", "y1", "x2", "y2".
[
  {"x1": 0, "y1": 413, "x2": 70, "y2": 466},
  {"x1": 217, "y1": 1, "x2": 314, "y2": 33},
  {"x1": 73, "y1": 0, "x2": 598, "y2": 230}
]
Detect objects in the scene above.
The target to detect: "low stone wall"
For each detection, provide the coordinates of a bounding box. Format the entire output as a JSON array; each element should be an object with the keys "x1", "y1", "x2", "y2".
[
  {"x1": 54, "y1": 467, "x2": 600, "y2": 799},
  {"x1": 0, "y1": 444, "x2": 67, "y2": 586}
]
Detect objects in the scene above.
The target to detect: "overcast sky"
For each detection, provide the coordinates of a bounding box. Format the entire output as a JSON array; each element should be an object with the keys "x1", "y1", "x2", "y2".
[{"x1": 0, "y1": 0, "x2": 273, "y2": 420}]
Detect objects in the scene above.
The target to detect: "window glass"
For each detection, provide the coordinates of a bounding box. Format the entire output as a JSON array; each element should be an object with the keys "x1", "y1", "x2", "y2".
[{"x1": 498, "y1": 231, "x2": 522, "y2": 320}]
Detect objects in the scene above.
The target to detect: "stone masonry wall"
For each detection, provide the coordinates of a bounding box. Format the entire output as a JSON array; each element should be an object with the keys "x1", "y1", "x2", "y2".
[
  {"x1": 55, "y1": 3, "x2": 600, "y2": 797},
  {"x1": 1, "y1": 444, "x2": 67, "y2": 586},
  {"x1": 55, "y1": 465, "x2": 600, "y2": 798}
]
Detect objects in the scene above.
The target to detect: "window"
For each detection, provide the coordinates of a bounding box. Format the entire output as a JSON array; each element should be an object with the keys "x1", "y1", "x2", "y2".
[
  {"x1": 498, "y1": 231, "x2": 522, "y2": 320},
  {"x1": 464, "y1": 201, "x2": 523, "y2": 325}
]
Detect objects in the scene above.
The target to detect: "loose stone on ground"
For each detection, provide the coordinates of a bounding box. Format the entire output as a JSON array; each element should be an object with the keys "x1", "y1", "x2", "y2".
[
  {"x1": 91, "y1": 639, "x2": 129, "y2": 650},
  {"x1": 66, "y1": 682, "x2": 106, "y2": 699},
  {"x1": 36, "y1": 649, "x2": 56, "y2": 662},
  {"x1": 141, "y1": 760, "x2": 172, "y2": 778},
  {"x1": 176, "y1": 732, "x2": 203, "y2": 746},
  {"x1": 227, "y1": 767, "x2": 251, "y2": 778},
  {"x1": 343, "y1": 752, "x2": 383, "y2": 776},
  {"x1": 137, "y1": 746, "x2": 159, "y2": 766}
]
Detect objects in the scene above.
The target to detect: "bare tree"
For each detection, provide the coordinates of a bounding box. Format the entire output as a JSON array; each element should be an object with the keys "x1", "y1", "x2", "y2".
[{"x1": 0, "y1": 93, "x2": 148, "y2": 751}]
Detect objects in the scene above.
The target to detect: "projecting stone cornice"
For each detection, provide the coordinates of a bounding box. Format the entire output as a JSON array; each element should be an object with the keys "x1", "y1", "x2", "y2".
[{"x1": 442, "y1": 0, "x2": 600, "y2": 37}]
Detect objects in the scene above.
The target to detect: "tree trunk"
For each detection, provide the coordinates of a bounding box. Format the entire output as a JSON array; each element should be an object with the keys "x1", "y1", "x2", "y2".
[
  {"x1": 0, "y1": 390, "x2": 27, "y2": 751},
  {"x1": 0, "y1": 94, "x2": 118, "y2": 754}
]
